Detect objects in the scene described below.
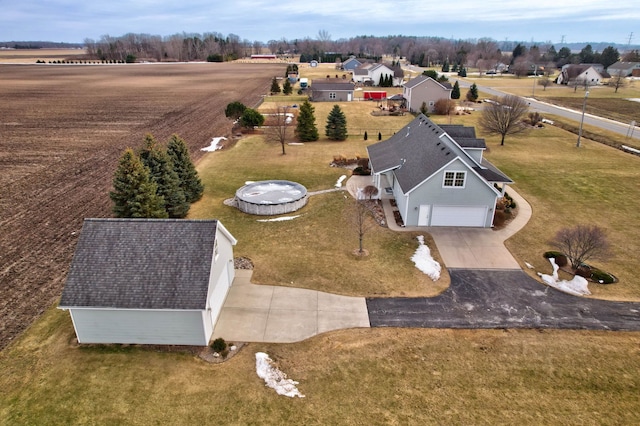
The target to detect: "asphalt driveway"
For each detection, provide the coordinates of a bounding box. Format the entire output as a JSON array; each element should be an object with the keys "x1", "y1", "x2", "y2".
[{"x1": 367, "y1": 269, "x2": 640, "y2": 330}]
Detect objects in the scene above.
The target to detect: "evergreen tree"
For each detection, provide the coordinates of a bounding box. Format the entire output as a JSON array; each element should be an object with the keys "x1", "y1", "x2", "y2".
[
  {"x1": 239, "y1": 108, "x2": 265, "y2": 129},
  {"x1": 139, "y1": 134, "x2": 189, "y2": 218},
  {"x1": 110, "y1": 148, "x2": 167, "y2": 218},
  {"x1": 420, "y1": 101, "x2": 428, "y2": 115},
  {"x1": 270, "y1": 77, "x2": 281, "y2": 94},
  {"x1": 466, "y1": 83, "x2": 479, "y2": 102},
  {"x1": 295, "y1": 100, "x2": 319, "y2": 141},
  {"x1": 325, "y1": 105, "x2": 348, "y2": 141},
  {"x1": 458, "y1": 67, "x2": 467, "y2": 77},
  {"x1": 378, "y1": 132, "x2": 382, "y2": 141},
  {"x1": 442, "y1": 59, "x2": 450, "y2": 72},
  {"x1": 167, "y1": 134, "x2": 204, "y2": 203},
  {"x1": 378, "y1": 74, "x2": 385, "y2": 86},
  {"x1": 451, "y1": 81, "x2": 461, "y2": 99},
  {"x1": 364, "y1": 131, "x2": 368, "y2": 141},
  {"x1": 282, "y1": 79, "x2": 293, "y2": 95},
  {"x1": 225, "y1": 101, "x2": 246, "y2": 121}
]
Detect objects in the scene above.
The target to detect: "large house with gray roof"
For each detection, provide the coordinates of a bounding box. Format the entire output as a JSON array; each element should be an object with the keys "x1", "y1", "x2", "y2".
[
  {"x1": 59, "y1": 218, "x2": 237, "y2": 346},
  {"x1": 367, "y1": 115, "x2": 512, "y2": 227}
]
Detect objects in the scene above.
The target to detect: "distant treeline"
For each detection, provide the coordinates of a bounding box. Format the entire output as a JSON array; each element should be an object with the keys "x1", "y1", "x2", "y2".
[{"x1": 0, "y1": 41, "x2": 84, "y2": 49}]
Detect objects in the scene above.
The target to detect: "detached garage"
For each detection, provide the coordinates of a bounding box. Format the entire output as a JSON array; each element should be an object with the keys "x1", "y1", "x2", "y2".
[{"x1": 59, "y1": 218, "x2": 237, "y2": 346}]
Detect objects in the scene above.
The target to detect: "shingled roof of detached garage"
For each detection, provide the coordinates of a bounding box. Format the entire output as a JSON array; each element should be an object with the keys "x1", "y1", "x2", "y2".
[{"x1": 59, "y1": 219, "x2": 235, "y2": 310}]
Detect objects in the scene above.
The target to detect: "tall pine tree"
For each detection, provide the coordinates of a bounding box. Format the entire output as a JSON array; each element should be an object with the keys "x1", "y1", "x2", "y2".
[
  {"x1": 295, "y1": 100, "x2": 319, "y2": 141},
  {"x1": 110, "y1": 148, "x2": 167, "y2": 218},
  {"x1": 325, "y1": 105, "x2": 348, "y2": 141},
  {"x1": 451, "y1": 81, "x2": 461, "y2": 99},
  {"x1": 270, "y1": 77, "x2": 281, "y2": 94},
  {"x1": 167, "y1": 134, "x2": 204, "y2": 203},
  {"x1": 139, "y1": 134, "x2": 189, "y2": 218}
]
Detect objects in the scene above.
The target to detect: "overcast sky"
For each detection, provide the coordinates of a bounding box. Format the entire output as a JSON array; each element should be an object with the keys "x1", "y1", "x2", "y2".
[{"x1": 2, "y1": 0, "x2": 638, "y2": 46}]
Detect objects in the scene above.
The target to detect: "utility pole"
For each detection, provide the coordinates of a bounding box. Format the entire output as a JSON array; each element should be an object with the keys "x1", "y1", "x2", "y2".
[{"x1": 577, "y1": 90, "x2": 589, "y2": 148}]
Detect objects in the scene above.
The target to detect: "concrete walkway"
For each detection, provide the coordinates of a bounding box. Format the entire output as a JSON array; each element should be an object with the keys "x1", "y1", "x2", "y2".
[{"x1": 213, "y1": 269, "x2": 370, "y2": 343}]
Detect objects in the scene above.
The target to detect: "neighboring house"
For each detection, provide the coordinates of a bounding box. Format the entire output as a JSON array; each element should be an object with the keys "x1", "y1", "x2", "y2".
[
  {"x1": 342, "y1": 56, "x2": 363, "y2": 71},
  {"x1": 59, "y1": 218, "x2": 237, "y2": 346},
  {"x1": 310, "y1": 79, "x2": 355, "y2": 102},
  {"x1": 402, "y1": 75, "x2": 452, "y2": 113},
  {"x1": 557, "y1": 64, "x2": 603, "y2": 86},
  {"x1": 367, "y1": 115, "x2": 513, "y2": 227},
  {"x1": 352, "y1": 63, "x2": 401, "y2": 86},
  {"x1": 607, "y1": 61, "x2": 640, "y2": 77}
]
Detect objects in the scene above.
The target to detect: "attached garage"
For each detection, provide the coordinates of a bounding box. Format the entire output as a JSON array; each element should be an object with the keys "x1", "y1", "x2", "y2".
[
  {"x1": 59, "y1": 218, "x2": 237, "y2": 346},
  {"x1": 431, "y1": 205, "x2": 488, "y2": 227}
]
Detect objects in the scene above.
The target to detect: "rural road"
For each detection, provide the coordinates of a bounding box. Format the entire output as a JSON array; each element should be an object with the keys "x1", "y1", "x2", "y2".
[
  {"x1": 454, "y1": 76, "x2": 640, "y2": 141},
  {"x1": 403, "y1": 64, "x2": 639, "y2": 140},
  {"x1": 367, "y1": 269, "x2": 640, "y2": 330}
]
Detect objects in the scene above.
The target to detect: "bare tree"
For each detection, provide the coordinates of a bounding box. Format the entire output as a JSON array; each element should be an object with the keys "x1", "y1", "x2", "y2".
[
  {"x1": 348, "y1": 199, "x2": 376, "y2": 256},
  {"x1": 609, "y1": 72, "x2": 626, "y2": 93},
  {"x1": 264, "y1": 105, "x2": 293, "y2": 155},
  {"x1": 551, "y1": 225, "x2": 611, "y2": 269},
  {"x1": 479, "y1": 95, "x2": 529, "y2": 145},
  {"x1": 538, "y1": 76, "x2": 552, "y2": 91}
]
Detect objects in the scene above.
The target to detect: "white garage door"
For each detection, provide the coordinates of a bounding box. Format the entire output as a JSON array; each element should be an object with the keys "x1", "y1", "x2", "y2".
[
  {"x1": 431, "y1": 206, "x2": 487, "y2": 227},
  {"x1": 209, "y1": 263, "x2": 231, "y2": 326}
]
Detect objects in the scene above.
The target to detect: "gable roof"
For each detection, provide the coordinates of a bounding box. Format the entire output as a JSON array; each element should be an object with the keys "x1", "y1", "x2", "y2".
[
  {"x1": 403, "y1": 75, "x2": 452, "y2": 91},
  {"x1": 60, "y1": 219, "x2": 234, "y2": 310},
  {"x1": 439, "y1": 125, "x2": 486, "y2": 149},
  {"x1": 311, "y1": 80, "x2": 355, "y2": 91},
  {"x1": 367, "y1": 115, "x2": 511, "y2": 193}
]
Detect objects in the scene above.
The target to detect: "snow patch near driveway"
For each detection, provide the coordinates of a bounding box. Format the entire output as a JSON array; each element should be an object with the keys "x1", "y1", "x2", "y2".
[
  {"x1": 537, "y1": 258, "x2": 591, "y2": 296},
  {"x1": 411, "y1": 236, "x2": 441, "y2": 281},
  {"x1": 255, "y1": 352, "x2": 305, "y2": 398}
]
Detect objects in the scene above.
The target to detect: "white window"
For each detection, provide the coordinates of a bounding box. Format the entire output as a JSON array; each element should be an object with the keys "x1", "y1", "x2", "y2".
[
  {"x1": 443, "y1": 171, "x2": 466, "y2": 188},
  {"x1": 329, "y1": 92, "x2": 336, "y2": 99}
]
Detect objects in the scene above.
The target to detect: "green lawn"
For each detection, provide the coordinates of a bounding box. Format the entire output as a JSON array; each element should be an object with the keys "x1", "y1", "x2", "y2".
[{"x1": 2, "y1": 307, "x2": 639, "y2": 424}]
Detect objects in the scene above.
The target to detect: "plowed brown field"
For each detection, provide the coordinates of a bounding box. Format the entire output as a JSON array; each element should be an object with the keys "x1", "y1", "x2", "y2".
[{"x1": 0, "y1": 63, "x2": 284, "y2": 350}]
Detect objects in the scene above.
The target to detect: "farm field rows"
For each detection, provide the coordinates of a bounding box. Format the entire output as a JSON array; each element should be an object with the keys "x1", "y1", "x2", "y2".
[{"x1": 0, "y1": 62, "x2": 284, "y2": 350}]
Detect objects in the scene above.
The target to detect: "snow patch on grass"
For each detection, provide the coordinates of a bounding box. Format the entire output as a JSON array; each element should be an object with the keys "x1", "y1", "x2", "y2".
[
  {"x1": 255, "y1": 352, "x2": 305, "y2": 398},
  {"x1": 411, "y1": 235, "x2": 441, "y2": 281}
]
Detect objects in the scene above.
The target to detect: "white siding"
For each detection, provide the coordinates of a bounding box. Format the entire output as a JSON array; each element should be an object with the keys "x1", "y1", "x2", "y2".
[{"x1": 69, "y1": 309, "x2": 207, "y2": 346}]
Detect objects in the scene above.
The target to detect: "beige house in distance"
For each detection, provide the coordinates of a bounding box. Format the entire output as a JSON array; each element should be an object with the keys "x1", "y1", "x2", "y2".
[{"x1": 402, "y1": 75, "x2": 452, "y2": 113}]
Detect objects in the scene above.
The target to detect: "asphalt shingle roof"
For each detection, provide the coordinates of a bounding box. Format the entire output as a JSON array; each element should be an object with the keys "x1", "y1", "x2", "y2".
[
  {"x1": 311, "y1": 81, "x2": 355, "y2": 91},
  {"x1": 367, "y1": 114, "x2": 512, "y2": 193},
  {"x1": 367, "y1": 115, "x2": 456, "y2": 193},
  {"x1": 59, "y1": 219, "x2": 221, "y2": 310}
]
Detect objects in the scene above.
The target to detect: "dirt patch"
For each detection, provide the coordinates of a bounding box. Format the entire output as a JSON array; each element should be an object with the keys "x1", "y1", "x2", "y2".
[{"x1": 0, "y1": 63, "x2": 285, "y2": 351}]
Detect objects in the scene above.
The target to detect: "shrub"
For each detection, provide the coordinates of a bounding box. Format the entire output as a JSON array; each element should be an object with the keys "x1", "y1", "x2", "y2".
[
  {"x1": 543, "y1": 251, "x2": 568, "y2": 266},
  {"x1": 575, "y1": 265, "x2": 592, "y2": 278},
  {"x1": 492, "y1": 210, "x2": 506, "y2": 227},
  {"x1": 211, "y1": 337, "x2": 227, "y2": 352},
  {"x1": 433, "y1": 98, "x2": 455, "y2": 115},
  {"x1": 590, "y1": 269, "x2": 616, "y2": 284}
]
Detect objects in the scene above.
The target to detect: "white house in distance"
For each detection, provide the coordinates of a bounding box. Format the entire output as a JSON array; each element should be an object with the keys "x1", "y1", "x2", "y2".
[
  {"x1": 557, "y1": 64, "x2": 604, "y2": 86},
  {"x1": 367, "y1": 115, "x2": 513, "y2": 227},
  {"x1": 352, "y1": 63, "x2": 400, "y2": 86},
  {"x1": 402, "y1": 75, "x2": 453, "y2": 113},
  {"x1": 59, "y1": 218, "x2": 237, "y2": 346}
]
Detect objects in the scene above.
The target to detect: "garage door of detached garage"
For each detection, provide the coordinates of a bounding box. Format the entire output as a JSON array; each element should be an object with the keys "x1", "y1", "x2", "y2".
[{"x1": 431, "y1": 205, "x2": 488, "y2": 227}]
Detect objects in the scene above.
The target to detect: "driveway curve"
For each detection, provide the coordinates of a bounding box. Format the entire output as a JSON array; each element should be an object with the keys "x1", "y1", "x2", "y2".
[{"x1": 367, "y1": 269, "x2": 640, "y2": 330}]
